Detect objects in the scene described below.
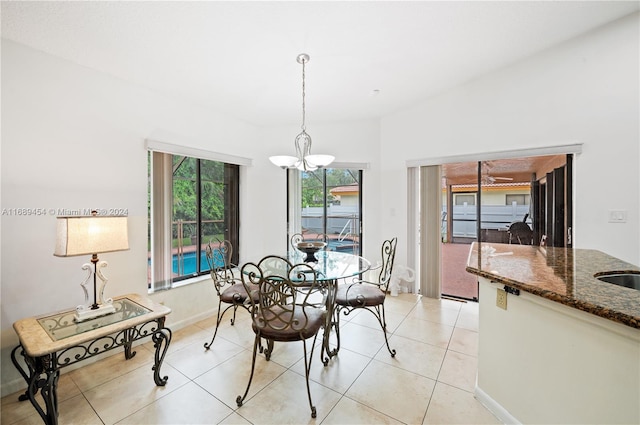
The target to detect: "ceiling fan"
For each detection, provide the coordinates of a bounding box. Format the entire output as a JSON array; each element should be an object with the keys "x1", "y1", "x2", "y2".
[{"x1": 481, "y1": 162, "x2": 514, "y2": 185}]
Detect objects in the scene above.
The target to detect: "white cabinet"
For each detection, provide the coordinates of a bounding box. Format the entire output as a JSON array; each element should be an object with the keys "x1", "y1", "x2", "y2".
[{"x1": 476, "y1": 278, "x2": 640, "y2": 424}]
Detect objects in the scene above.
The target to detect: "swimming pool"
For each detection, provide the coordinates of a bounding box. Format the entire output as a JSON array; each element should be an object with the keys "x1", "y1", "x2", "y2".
[
  {"x1": 172, "y1": 250, "x2": 224, "y2": 275},
  {"x1": 171, "y1": 242, "x2": 356, "y2": 276},
  {"x1": 312, "y1": 239, "x2": 358, "y2": 253}
]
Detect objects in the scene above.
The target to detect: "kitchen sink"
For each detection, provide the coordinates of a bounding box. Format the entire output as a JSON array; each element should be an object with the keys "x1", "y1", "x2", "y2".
[{"x1": 595, "y1": 273, "x2": 640, "y2": 291}]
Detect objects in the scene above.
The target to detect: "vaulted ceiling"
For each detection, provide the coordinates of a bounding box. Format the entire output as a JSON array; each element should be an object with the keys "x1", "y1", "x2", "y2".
[{"x1": 2, "y1": 1, "x2": 638, "y2": 126}]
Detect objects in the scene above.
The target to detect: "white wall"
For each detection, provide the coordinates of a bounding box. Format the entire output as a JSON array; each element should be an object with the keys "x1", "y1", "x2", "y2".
[
  {"x1": 381, "y1": 12, "x2": 640, "y2": 266},
  {"x1": 0, "y1": 39, "x2": 245, "y2": 392},
  {"x1": 0, "y1": 39, "x2": 381, "y2": 394}
]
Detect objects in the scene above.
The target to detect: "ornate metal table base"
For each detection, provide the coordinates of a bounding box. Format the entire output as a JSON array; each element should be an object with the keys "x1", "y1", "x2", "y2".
[
  {"x1": 11, "y1": 318, "x2": 172, "y2": 425},
  {"x1": 320, "y1": 279, "x2": 339, "y2": 366}
]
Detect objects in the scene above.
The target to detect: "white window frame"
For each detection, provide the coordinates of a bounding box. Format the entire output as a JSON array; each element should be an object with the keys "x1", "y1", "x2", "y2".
[{"x1": 146, "y1": 139, "x2": 251, "y2": 293}]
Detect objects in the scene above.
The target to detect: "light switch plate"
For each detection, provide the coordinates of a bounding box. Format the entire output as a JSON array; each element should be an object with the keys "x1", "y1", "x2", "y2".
[{"x1": 608, "y1": 210, "x2": 627, "y2": 223}]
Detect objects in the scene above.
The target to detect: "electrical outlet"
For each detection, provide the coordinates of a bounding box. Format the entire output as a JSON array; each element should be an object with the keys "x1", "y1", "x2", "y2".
[{"x1": 496, "y1": 288, "x2": 507, "y2": 310}]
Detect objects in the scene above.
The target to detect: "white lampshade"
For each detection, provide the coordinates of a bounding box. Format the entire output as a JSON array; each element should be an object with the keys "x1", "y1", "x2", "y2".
[
  {"x1": 305, "y1": 154, "x2": 335, "y2": 168},
  {"x1": 269, "y1": 155, "x2": 299, "y2": 168},
  {"x1": 54, "y1": 216, "x2": 129, "y2": 257}
]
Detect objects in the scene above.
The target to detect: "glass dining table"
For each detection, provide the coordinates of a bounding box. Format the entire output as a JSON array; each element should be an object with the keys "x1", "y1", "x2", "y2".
[{"x1": 260, "y1": 250, "x2": 371, "y2": 365}]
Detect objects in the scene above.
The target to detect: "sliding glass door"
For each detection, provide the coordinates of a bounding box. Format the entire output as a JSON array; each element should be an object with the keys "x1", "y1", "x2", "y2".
[{"x1": 439, "y1": 155, "x2": 572, "y2": 300}]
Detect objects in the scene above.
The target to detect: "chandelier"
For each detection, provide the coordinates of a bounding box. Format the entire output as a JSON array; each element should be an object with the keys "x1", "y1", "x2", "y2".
[{"x1": 269, "y1": 53, "x2": 334, "y2": 171}]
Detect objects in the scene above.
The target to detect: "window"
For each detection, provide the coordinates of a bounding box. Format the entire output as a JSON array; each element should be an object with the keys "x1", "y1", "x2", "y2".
[
  {"x1": 454, "y1": 193, "x2": 476, "y2": 206},
  {"x1": 506, "y1": 194, "x2": 530, "y2": 205},
  {"x1": 288, "y1": 167, "x2": 363, "y2": 256},
  {"x1": 148, "y1": 150, "x2": 240, "y2": 291}
]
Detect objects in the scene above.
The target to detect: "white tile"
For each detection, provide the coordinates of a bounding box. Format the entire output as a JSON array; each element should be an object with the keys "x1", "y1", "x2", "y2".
[
  {"x1": 328, "y1": 322, "x2": 386, "y2": 358},
  {"x1": 456, "y1": 310, "x2": 480, "y2": 332},
  {"x1": 384, "y1": 294, "x2": 421, "y2": 315},
  {"x1": 83, "y1": 362, "x2": 190, "y2": 425},
  {"x1": 59, "y1": 393, "x2": 103, "y2": 424},
  {"x1": 5, "y1": 374, "x2": 90, "y2": 425},
  {"x1": 68, "y1": 345, "x2": 155, "y2": 392},
  {"x1": 347, "y1": 360, "x2": 435, "y2": 424},
  {"x1": 0, "y1": 297, "x2": 502, "y2": 425},
  {"x1": 394, "y1": 316, "x2": 454, "y2": 349},
  {"x1": 322, "y1": 397, "x2": 403, "y2": 424},
  {"x1": 143, "y1": 323, "x2": 214, "y2": 354},
  {"x1": 213, "y1": 313, "x2": 259, "y2": 349},
  {"x1": 448, "y1": 327, "x2": 478, "y2": 357},
  {"x1": 194, "y1": 349, "x2": 286, "y2": 409},
  {"x1": 419, "y1": 296, "x2": 464, "y2": 312},
  {"x1": 408, "y1": 303, "x2": 460, "y2": 326},
  {"x1": 437, "y1": 350, "x2": 478, "y2": 392},
  {"x1": 257, "y1": 337, "x2": 307, "y2": 369},
  {"x1": 218, "y1": 412, "x2": 252, "y2": 424},
  {"x1": 235, "y1": 370, "x2": 342, "y2": 423},
  {"x1": 375, "y1": 335, "x2": 446, "y2": 380},
  {"x1": 291, "y1": 344, "x2": 372, "y2": 393},
  {"x1": 117, "y1": 381, "x2": 234, "y2": 424},
  {"x1": 347, "y1": 306, "x2": 406, "y2": 333},
  {"x1": 423, "y1": 382, "x2": 500, "y2": 424}
]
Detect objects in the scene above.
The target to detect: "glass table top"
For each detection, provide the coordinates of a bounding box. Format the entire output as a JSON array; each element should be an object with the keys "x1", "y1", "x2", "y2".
[
  {"x1": 37, "y1": 298, "x2": 151, "y2": 341},
  {"x1": 285, "y1": 250, "x2": 371, "y2": 281}
]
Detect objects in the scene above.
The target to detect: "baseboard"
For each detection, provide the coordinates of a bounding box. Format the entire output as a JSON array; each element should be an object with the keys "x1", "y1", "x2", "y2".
[
  {"x1": 3, "y1": 377, "x2": 29, "y2": 399},
  {"x1": 167, "y1": 308, "x2": 217, "y2": 330},
  {"x1": 475, "y1": 385, "x2": 521, "y2": 425}
]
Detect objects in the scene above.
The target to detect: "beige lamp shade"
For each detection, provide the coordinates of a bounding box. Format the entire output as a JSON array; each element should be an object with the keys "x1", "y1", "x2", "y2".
[{"x1": 54, "y1": 216, "x2": 129, "y2": 257}]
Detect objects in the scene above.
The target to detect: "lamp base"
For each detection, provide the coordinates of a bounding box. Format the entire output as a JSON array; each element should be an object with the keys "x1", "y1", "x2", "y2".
[{"x1": 74, "y1": 303, "x2": 116, "y2": 322}]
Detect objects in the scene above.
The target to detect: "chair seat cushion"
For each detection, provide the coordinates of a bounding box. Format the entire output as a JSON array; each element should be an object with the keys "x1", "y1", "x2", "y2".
[
  {"x1": 336, "y1": 283, "x2": 385, "y2": 307},
  {"x1": 220, "y1": 283, "x2": 259, "y2": 304},
  {"x1": 253, "y1": 306, "x2": 325, "y2": 341}
]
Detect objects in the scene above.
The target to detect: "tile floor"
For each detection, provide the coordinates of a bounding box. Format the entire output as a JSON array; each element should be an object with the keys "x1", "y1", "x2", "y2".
[{"x1": 2, "y1": 293, "x2": 500, "y2": 424}]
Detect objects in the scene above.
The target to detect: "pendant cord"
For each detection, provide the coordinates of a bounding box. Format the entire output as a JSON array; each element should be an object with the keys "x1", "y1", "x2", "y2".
[
  {"x1": 301, "y1": 57, "x2": 306, "y2": 132},
  {"x1": 268, "y1": 53, "x2": 332, "y2": 170}
]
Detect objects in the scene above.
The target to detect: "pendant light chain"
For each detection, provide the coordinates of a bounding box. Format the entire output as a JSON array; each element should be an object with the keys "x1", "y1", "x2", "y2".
[{"x1": 301, "y1": 56, "x2": 306, "y2": 132}]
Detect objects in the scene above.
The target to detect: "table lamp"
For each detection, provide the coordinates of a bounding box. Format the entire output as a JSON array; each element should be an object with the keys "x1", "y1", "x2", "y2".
[{"x1": 54, "y1": 211, "x2": 129, "y2": 322}]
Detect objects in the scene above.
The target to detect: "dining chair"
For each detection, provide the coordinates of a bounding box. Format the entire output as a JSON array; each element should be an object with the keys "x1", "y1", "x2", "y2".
[
  {"x1": 508, "y1": 221, "x2": 533, "y2": 245},
  {"x1": 290, "y1": 232, "x2": 304, "y2": 250},
  {"x1": 236, "y1": 255, "x2": 326, "y2": 418},
  {"x1": 334, "y1": 237, "x2": 398, "y2": 357},
  {"x1": 203, "y1": 239, "x2": 259, "y2": 350}
]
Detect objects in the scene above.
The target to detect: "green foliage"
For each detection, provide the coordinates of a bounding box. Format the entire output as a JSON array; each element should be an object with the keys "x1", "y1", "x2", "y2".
[
  {"x1": 301, "y1": 168, "x2": 360, "y2": 207},
  {"x1": 172, "y1": 157, "x2": 226, "y2": 237}
]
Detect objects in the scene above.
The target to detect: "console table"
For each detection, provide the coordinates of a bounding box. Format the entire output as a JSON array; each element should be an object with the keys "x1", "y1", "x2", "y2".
[{"x1": 11, "y1": 293, "x2": 172, "y2": 425}]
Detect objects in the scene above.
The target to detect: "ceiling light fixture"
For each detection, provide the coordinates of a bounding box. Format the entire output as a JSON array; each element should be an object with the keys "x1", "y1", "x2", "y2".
[{"x1": 269, "y1": 53, "x2": 334, "y2": 171}]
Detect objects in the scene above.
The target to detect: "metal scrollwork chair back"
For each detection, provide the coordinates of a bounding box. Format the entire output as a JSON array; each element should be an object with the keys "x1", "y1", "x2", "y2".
[
  {"x1": 334, "y1": 237, "x2": 398, "y2": 357},
  {"x1": 203, "y1": 239, "x2": 258, "y2": 350},
  {"x1": 290, "y1": 232, "x2": 304, "y2": 251},
  {"x1": 236, "y1": 255, "x2": 326, "y2": 418}
]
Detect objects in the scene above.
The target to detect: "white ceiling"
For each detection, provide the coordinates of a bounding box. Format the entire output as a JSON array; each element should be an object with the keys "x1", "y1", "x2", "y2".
[{"x1": 2, "y1": 1, "x2": 638, "y2": 126}]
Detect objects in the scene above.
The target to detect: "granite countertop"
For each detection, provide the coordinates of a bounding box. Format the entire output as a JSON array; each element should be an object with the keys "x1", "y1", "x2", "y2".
[{"x1": 466, "y1": 242, "x2": 640, "y2": 329}]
